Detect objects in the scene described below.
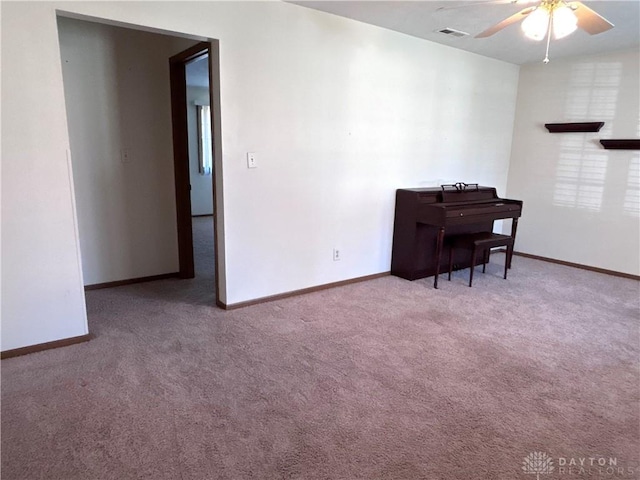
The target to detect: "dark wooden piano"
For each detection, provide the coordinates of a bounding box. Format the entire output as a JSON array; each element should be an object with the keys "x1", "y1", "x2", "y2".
[{"x1": 391, "y1": 183, "x2": 523, "y2": 288}]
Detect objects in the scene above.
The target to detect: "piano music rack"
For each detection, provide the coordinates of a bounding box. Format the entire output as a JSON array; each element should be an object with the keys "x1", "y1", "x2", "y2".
[{"x1": 441, "y1": 182, "x2": 479, "y2": 193}]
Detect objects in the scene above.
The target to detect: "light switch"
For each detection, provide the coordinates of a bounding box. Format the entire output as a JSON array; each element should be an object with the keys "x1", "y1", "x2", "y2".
[{"x1": 247, "y1": 152, "x2": 257, "y2": 169}]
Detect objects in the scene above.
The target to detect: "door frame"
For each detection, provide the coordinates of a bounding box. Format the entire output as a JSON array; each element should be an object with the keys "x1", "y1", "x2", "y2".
[{"x1": 169, "y1": 41, "x2": 223, "y2": 305}]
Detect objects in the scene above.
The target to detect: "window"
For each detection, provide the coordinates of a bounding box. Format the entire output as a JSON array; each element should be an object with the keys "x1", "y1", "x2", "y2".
[
  {"x1": 197, "y1": 105, "x2": 212, "y2": 175},
  {"x1": 553, "y1": 61, "x2": 622, "y2": 212}
]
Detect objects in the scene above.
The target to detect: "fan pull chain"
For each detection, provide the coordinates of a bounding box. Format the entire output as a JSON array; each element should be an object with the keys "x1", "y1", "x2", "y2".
[{"x1": 543, "y1": 10, "x2": 553, "y2": 63}]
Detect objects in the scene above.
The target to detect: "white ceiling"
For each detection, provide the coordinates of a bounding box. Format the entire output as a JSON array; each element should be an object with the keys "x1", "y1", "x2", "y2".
[{"x1": 289, "y1": 0, "x2": 640, "y2": 65}]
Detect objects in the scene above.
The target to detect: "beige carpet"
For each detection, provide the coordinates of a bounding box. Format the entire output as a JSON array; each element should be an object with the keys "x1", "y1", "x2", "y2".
[{"x1": 2, "y1": 217, "x2": 639, "y2": 479}]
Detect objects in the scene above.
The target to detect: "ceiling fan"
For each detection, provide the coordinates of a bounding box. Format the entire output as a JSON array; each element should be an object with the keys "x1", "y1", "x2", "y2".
[{"x1": 475, "y1": 0, "x2": 615, "y2": 63}]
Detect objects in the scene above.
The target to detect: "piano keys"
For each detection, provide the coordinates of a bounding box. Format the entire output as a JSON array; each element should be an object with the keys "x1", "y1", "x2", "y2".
[{"x1": 391, "y1": 184, "x2": 523, "y2": 287}]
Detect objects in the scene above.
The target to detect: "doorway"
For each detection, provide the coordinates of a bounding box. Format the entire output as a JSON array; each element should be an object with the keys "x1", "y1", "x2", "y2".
[
  {"x1": 57, "y1": 14, "x2": 225, "y2": 307},
  {"x1": 186, "y1": 54, "x2": 216, "y2": 282},
  {"x1": 169, "y1": 42, "x2": 223, "y2": 305}
]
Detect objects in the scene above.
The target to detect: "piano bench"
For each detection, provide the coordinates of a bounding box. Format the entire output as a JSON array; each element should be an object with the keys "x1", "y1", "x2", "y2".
[{"x1": 447, "y1": 232, "x2": 514, "y2": 287}]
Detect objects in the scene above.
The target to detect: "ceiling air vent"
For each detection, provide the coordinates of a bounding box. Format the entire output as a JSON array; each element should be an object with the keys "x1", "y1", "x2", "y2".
[{"x1": 437, "y1": 28, "x2": 469, "y2": 38}]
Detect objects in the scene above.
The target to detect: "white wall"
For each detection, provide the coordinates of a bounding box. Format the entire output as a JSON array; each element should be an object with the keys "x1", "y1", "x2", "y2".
[
  {"x1": 58, "y1": 17, "x2": 195, "y2": 286},
  {"x1": 1, "y1": 1, "x2": 519, "y2": 350},
  {"x1": 1, "y1": 5, "x2": 89, "y2": 350},
  {"x1": 186, "y1": 85, "x2": 215, "y2": 216},
  {"x1": 508, "y1": 49, "x2": 640, "y2": 275}
]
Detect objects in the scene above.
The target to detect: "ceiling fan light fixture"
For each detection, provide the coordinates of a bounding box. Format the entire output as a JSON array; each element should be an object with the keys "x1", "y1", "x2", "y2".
[
  {"x1": 521, "y1": 7, "x2": 549, "y2": 41},
  {"x1": 552, "y1": 4, "x2": 578, "y2": 39}
]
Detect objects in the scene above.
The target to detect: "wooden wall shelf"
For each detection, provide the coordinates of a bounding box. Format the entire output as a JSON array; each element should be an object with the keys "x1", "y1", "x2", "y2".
[
  {"x1": 599, "y1": 139, "x2": 640, "y2": 150},
  {"x1": 545, "y1": 122, "x2": 604, "y2": 133}
]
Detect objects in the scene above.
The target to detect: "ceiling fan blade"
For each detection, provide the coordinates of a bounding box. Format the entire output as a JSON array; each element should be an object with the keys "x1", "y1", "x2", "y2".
[
  {"x1": 569, "y1": 1, "x2": 614, "y2": 34},
  {"x1": 475, "y1": 6, "x2": 536, "y2": 37},
  {"x1": 436, "y1": 0, "x2": 529, "y2": 12}
]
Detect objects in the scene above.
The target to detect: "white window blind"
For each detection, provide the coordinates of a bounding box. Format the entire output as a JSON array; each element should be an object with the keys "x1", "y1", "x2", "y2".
[{"x1": 197, "y1": 105, "x2": 213, "y2": 175}]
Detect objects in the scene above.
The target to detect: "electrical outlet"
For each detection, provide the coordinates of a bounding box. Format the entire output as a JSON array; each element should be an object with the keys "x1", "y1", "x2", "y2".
[
  {"x1": 247, "y1": 152, "x2": 257, "y2": 168},
  {"x1": 333, "y1": 248, "x2": 341, "y2": 261},
  {"x1": 121, "y1": 149, "x2": 131, "y2": 164}
]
